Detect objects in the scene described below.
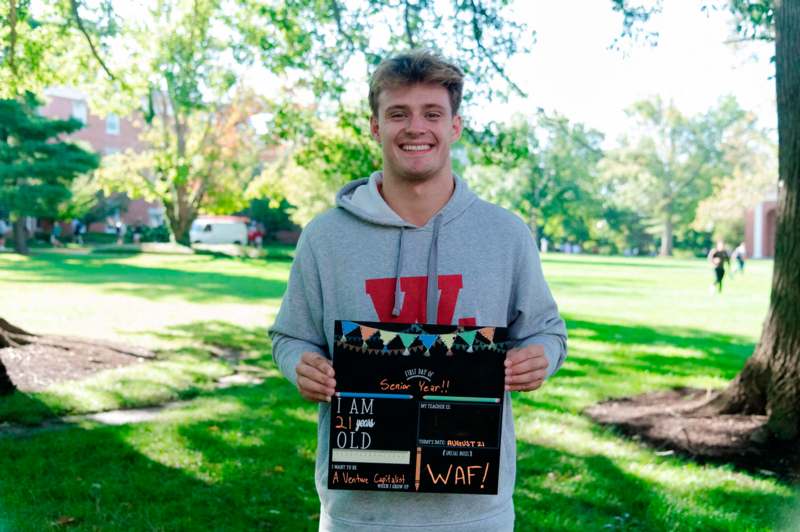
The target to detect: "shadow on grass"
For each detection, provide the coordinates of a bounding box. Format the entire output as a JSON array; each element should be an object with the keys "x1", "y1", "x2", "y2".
[
  {"x1": 514, "y1": 440, "x2": 795, "y2": 530},
  {"x1": 152, "y1": 320, "x2": 273, "y2": 362},
  {"x1": 0, "y1": 375, "x2": 321, "y2": 531},
  {"x1": 0, "y1": 390, "x2": 58, "y2": 427},
  {"x1": 0, "y1": 317, "x2": 790, "y2": 530},
  {"x1": 564, "y1": 316, "x2": 754, "y2": 380},
  {"x1": 514, "y1": 316, "x2": 757, "y2": 417},
  {"x1": 5, "y1": 252, "x2": 287, "y2": 303},
  {"x1": 2, "y1": 372, "x2": 791, "y2": 531},
  {"x1": 0, "y1": 321, "x2": 275, "y2": 425}
]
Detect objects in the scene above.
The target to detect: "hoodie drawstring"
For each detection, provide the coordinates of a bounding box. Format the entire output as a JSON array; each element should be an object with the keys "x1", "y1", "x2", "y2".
[
  {"x1": 391, "y1": 214, "x2": 443, "y2": 321},
  {"x1": 391, "y1": 227, "x2": 405, "y2": 317},
  {"x1": 426, "y1": 214, "x2": 443, "y2": 324}
]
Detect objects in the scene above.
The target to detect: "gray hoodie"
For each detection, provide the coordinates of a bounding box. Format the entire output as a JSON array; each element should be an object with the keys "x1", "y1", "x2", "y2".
[{"x1": 270, "y1": 172, "x2": 567, "y2": 531}]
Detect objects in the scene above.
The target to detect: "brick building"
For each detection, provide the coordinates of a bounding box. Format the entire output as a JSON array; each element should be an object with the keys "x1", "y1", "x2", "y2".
[
  {"x1": 40, "y1": 87, "x2": 165, "y2": 232},
  {"x1": 744, "y1": 187, "x2": 778, "y2": 259}
]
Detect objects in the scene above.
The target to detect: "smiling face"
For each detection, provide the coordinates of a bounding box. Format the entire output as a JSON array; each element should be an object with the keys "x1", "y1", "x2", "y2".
[{"x1": 370, "y1": 83, "x2": 462, "y2": 184}]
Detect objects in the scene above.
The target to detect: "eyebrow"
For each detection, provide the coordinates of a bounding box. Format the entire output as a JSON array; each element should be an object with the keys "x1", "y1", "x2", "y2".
[{"x1": 384, "y1": 104, "x2": 447, "y2": 114}]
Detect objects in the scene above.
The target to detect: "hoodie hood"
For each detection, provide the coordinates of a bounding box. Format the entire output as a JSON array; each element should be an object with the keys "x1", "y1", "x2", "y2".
[
  {"x1": 335, "y1": 171, "x2": 478, "y2": 320},
  {"x1": 335, "y1": 171, "x2": 477, "y2": 229}
]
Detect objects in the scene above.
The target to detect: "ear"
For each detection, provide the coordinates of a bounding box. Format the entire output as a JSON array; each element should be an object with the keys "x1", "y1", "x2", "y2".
[
  {"x1": 451, "y1": 114, "x2": 463, "y2": 143},
  {"x1": 370, "y1": 115, "x2": 381, "y2": 143}
]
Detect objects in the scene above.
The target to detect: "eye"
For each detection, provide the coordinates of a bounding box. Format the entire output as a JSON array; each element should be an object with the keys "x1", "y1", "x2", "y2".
[
  {"x1": 389, "y1": 111, "x2": 406, "y2": 120},
  {"x1": 426, "y1": 112, "x2": 442, "y2": 120}
]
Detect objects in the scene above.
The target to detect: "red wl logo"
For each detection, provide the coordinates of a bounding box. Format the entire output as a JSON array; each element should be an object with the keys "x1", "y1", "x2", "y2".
[{"x1": 365, "y1": 274, "x2": 476, "y2": 326}]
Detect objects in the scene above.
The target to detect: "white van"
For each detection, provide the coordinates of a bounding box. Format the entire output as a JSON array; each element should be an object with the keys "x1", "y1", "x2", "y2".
[{"x1": 190, "y1": 216, "x2": 248, "y2": 245}]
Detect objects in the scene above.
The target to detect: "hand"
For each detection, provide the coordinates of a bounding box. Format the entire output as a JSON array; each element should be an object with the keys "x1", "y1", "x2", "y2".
[
  {"x1": 295, "y1": 352, "x2": 336, "y2": 402},
  {"x1": 504, "y1": 345, "x2": 548, "y2": 392}
]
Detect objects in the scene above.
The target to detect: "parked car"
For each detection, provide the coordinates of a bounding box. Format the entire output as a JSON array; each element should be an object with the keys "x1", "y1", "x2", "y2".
[{"x1": 189, "y1": 216, "x2": 248, "y2": 245}]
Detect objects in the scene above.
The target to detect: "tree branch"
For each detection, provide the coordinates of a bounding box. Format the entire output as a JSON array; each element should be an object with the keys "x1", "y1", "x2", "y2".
[
  {"x1": 330, "y1": 0, "x2": 357, "y2": 52},
  {"x1": 7, "y1": 0, "x2": 18, "y2": 77},
  {"x1": 466, "y1": 0, "x2": 526, "y2": 97},
  {"x1": 403, "y1": 0, "x2": 415, "y2": 48},
  {"x1": 723, "y1": 35, "x2": 775, "y2": 44},
  {"x1": 69, "y1": 0, "x2": 116, "y2": 81}
]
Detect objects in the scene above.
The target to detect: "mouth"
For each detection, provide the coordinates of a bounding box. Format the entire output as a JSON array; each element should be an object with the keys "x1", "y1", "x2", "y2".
[{"x1": 400, "y1": 144, "x2": 434, "y2": 153}]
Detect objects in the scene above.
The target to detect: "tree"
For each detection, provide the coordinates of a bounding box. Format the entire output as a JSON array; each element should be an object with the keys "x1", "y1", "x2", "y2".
[
  {"x1": 1, "y1": 0, "x2": 120, "y2": 97},
  {"x1": 97, "y1": 88, "x2": 264, "y2": 244},
  {"x1": 59, "y1": 176, "x2": 130, "y2": 229},
  {"x1": 0, "y1": 91, "x2": 99, "y2": 389},
  {"x1": 0, "y1": 92, "x2": 99, "y2": 254},
  {"x1": 599, "y1": 96, "x2": 751, "y2": 256},
  {"x1": 693, "y1": 124, "x2": 777, "y2": 243},
  {"x1": 84, "y1": 0, "x2": 534, "y2": 241},
  {"x1": 696, "y1": 0, "x2": 800, "y2": 441},
  {"x1": 463, "y1": 112, "x2": 604, "y2": 244},
  {"x1": 249, "y1": 109, "x2": 382, "y2": 227},
  {"x1": 611, "y1": 0, "x2": 800, "y2": 442}
]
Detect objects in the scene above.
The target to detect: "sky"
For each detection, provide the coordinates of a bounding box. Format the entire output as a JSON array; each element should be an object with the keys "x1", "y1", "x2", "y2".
[
  {"x1": 109, "y1": 0, "x2": 777, "y2": 147},
  {"x1": 472, "y1": 0, "x2": 776, "y2": 146}
]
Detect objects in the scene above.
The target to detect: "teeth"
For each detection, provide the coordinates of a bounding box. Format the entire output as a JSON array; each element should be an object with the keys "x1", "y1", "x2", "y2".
[{"x1": 401, "y1": 145, "x2": 431, "y2": 151}]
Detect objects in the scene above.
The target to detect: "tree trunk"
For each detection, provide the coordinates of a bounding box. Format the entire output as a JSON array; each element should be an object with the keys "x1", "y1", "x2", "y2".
[
  {"x1": 0, "y1": 317, "x2": 156, "y2": 396},
  {"x1": 12, "y1": 217, "x2": 28, "y2": 255},
  {"x1": 0, "y1": 318, "x2": 33, "y2": 396},
  {"x1": 165, "y1": 199, "x2": 193, "y2": 246},
  {"x1": 703, "y1": 0, "x2": 800, "y2": 441},
  {"x1": 659, "y1": 216, "x2": 673, "y2": 256},
  {"x1": 0, "y1": 362, "x2": 13, "y2": 395}
]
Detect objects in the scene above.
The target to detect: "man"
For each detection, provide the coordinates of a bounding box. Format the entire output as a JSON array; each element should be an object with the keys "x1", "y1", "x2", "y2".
[
  {"x1": 731, "y1": 242, "x2": 746, "y2": 274},
  {"x1": 270, "y1": 50, "x2": 567, "y2": 531},
  {"x1": 708, "y1": 240, "x2": 731, "y2": 293}
]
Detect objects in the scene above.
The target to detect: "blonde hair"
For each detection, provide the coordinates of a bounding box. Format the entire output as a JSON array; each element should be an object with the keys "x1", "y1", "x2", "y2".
[{"x1": 368, "y1": 50, "x2": 464, "y2": 117}]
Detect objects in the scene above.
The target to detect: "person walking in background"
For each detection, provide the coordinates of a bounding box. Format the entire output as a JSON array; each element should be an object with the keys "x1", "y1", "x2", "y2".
[
  {"x1": 731, "y1": 242, "x2": 747, "y2": 274},
  {"x1": 0, "y1": 219, "x2": 8, "y2": 250},
  {"x1": 132, "y1": 225, "x2": 143, "y2": 244},
  {"x1": 76, "y1": 220, "x2": 85, "y2": 245},
  {"x1": 50, "y1": 222, "x2": 64, "y2": 248},
  {"x1": 70, "y1": 219, "x2": 85, "y2": 245},
  {"x1": 708, "y1": 240, "x2": 730, "y2": 293},
  {"x1": 115, "y1": 221, "x2": 126, "y2": 245}
]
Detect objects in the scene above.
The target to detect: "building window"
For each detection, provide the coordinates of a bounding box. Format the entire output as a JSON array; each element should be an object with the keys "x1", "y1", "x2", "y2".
[
  {"x1": 106, "y1": 114, "x2": 120, "y2": 135},
  {"x1": 71, "y1": 100, "x2": 88, "y2": 124},
  {"x1": 148, "y1": 207, "x2": 165, "y2": 227}
]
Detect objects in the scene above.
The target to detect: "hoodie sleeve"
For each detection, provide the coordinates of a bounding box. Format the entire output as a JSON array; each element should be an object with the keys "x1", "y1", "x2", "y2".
[
  {"x1": 268, "y1": 229, "x2": 328, "y2": 387},
  {"x1": 507, "y1": 229, "x2": 567, "y2": 378}
]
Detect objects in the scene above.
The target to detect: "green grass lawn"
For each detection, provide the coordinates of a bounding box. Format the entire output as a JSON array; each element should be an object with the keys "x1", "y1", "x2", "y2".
[{"x1": 0, "y1": 250, "x2": 797, "y2": 531}]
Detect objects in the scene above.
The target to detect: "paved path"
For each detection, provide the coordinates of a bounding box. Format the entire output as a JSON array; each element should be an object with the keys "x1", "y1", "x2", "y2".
[{"x1": 0, "y1": 366, "x2": 266, "y2": 439}]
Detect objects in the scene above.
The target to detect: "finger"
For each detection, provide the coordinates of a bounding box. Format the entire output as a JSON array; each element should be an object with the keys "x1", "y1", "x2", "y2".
[
  {"x1": 504, "y1": 348, "x2": 525, "y2": 366},
  {"x1": 297, "y1": 374, "x2": 335, "y2": 399},
  {"x1": 311, "y1": 356, "x2": 335, "y2": 377},
  {"x1": 296, "y1": 361, "x2": 336, "y2": 388},
  {"x1": 301, "y1": 389, "x2": 332, "y2": 403},
  {"x1": 506, "y1": 379, "x2": 545, "y2": 392},
  {"x1": 296, "y1": 362, "x2": 336, "y2": 388},
  {"x1": 505, "y1": 369, "x2": 547, "y2": 386},
  {"x1": 302, "y1": 353, "x2": 335, "y2": 377},
  {"x1": 505, "y1": 356, "x2": 548, "y2": 374},
  {"x1": 504, "y1": 346, "x2": 545, "y2": 366}
]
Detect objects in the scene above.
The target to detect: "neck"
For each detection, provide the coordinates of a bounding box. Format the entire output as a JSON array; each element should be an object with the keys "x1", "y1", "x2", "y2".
[{"x1": 380, "y1": 169, "x2": 455, "y2": 227}]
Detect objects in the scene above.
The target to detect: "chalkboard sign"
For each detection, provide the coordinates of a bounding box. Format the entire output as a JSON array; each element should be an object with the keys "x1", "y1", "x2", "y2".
[{"x1": 328, "y1": 320, "x2": 508, "y2": 495}]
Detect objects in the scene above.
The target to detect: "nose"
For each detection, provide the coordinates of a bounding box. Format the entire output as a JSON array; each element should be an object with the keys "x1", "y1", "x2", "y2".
[{"x1": 405, "y1": 113, "x2": 426, "y2": 135}]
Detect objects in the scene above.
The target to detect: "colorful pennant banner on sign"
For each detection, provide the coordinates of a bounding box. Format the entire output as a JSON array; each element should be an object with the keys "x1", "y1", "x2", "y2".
[
  {"x1": 342, "y1": 321, "x2": 359, "y2": 336},
  {"x1": 335, "y1": 323, "x2": 504, "y2": 355}
]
